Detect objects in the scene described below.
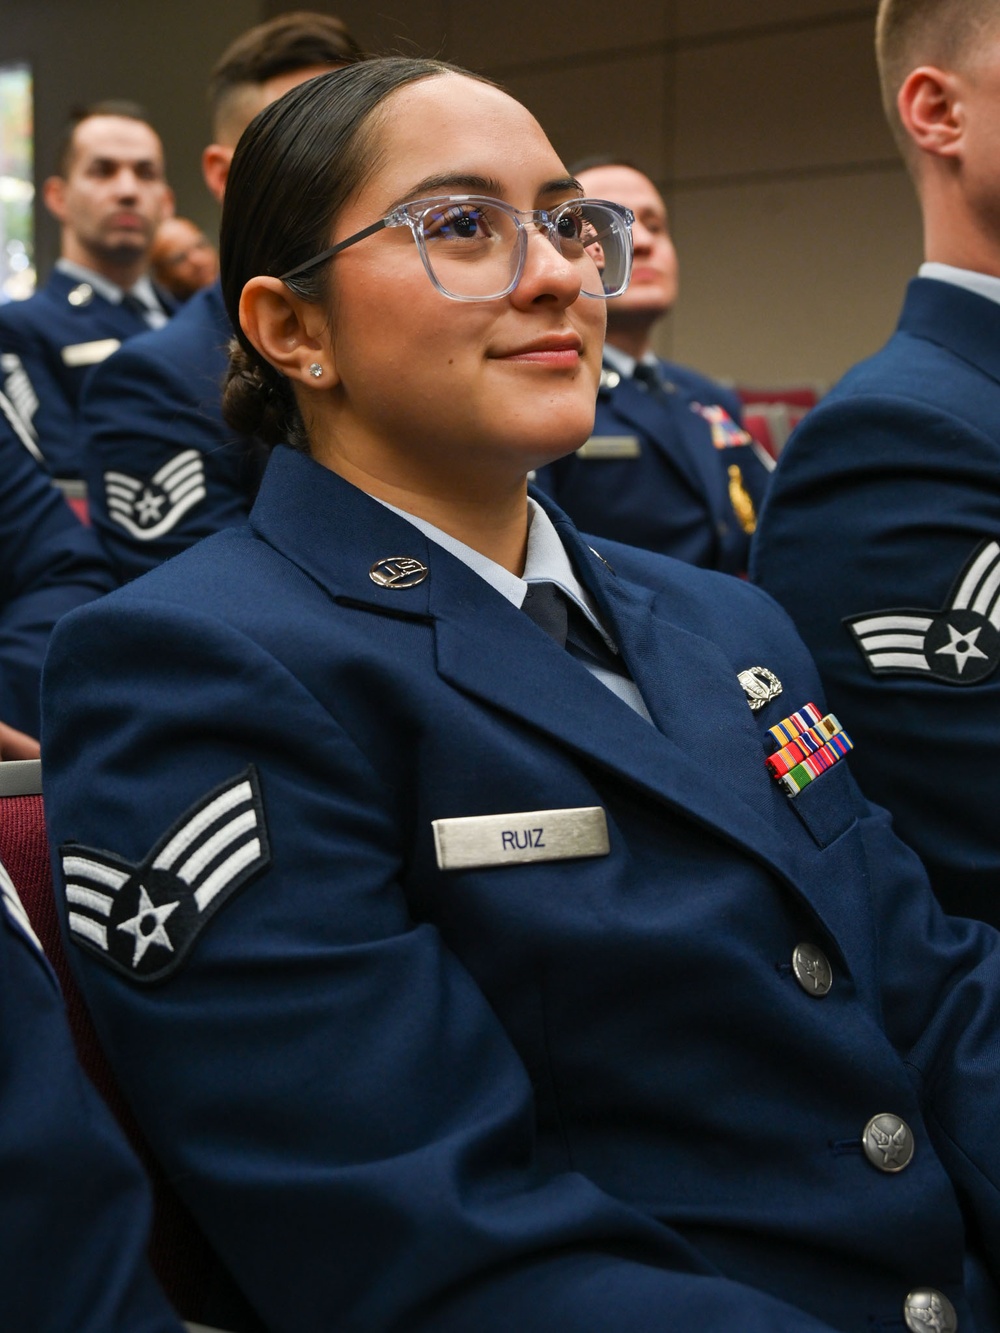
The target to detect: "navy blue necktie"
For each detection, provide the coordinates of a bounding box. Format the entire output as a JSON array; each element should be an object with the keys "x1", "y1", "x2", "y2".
[{"x1": 521, "y1": 582, "x2": 625, "y2": 675}]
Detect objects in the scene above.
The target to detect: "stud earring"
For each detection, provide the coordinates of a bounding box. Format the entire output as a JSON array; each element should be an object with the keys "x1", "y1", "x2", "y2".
[{"x1": 308, "y1": 362, "x2": 324, "y2": 378}]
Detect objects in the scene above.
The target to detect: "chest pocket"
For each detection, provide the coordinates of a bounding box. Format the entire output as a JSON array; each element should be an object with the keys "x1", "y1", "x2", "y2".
[{"x1": 785, "y1": 760, "x2": 858, "y2": 849}]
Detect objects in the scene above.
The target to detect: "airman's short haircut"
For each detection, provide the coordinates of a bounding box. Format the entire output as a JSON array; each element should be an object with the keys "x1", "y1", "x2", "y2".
[
  {"x1": 53, "y1": 100, "x2": 157, "y2": 176},
  {"x1": 876, "y1": 0, "x2": 999, "y2": 154},
  {"x1": 207, "y1": 11, "x2": 365, "y2": 146}
]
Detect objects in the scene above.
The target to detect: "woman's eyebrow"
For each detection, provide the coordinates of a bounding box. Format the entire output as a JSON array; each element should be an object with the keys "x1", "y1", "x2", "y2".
[
  {"x1": 384, "y1": 174, "x2": 584, "y2": 212},
  {"x1": 387, "y1": 173, "x2": 505, "y2": 209}
]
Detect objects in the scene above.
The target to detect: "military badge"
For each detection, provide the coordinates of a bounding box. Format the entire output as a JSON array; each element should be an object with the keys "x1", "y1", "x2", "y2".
[
  {"x1": 60, "y1": 767, "x2": 269, "y2": 983},
  {"x1": 738, "y1": 665, "x2": 782, "y2": 711},
  {"x1": 104, "y1": 449, "x2": 207, "y2": 541},
  {"x1": 691, "y1": 401, "x2": 754, "y2": 450},
  {"x1": 846, "y1": 540, "x2": 1000, "y2": 685}
]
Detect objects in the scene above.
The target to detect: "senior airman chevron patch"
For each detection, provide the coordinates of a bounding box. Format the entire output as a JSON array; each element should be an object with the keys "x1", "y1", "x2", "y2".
[
  {"x1": 60, "y1": 767, "x2": 269, "y2": 983},
  {"x1": 845, "y1": 540, "x2": 1000, "y2": 685},
  {"x1": 104, "y1": 449, "x2": 207, "y2": 541}
]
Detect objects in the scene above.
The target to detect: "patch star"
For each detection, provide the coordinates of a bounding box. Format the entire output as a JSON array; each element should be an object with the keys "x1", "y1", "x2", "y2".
[
  {"x1": 116, "y1": 885, "x2": 179, "y2": 966},
  {"x1": 134, "y1": 488, "x2": 166, "y2": 524},
  {"x1": 934, "y1": 622, "x2": 989, "y2": 674}
]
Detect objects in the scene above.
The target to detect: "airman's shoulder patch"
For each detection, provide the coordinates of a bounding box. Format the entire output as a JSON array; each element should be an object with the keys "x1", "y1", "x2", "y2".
[
  {"x1": 846, "y1": 540, "x2": 1000, "y2": 686},
  {"x1": 103, "y1": 449, "x2": 207, "y2": 541},
  {"x1": 60, "y1": 767, "x2": 269, "y2": 984}
]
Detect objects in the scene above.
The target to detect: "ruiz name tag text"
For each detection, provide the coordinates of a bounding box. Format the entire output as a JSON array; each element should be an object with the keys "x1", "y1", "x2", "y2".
[{"x1": 433, "y1": 806, "x2": 609, "y2": 871}]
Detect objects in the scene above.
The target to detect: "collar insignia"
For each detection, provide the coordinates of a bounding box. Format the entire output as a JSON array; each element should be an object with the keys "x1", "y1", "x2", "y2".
[
  {"x1": 67, "y1": 282, "x2": 94, "y2": 308},
  {"x1": 738, "y1": 665, "x2": 782, "y2": 711},
  {"x1": 104, "y1": 449, "x2": 207, "y2": 541},
  {"x1": 369, "y1": 556, "x2": 429, "y2": 589},
  {"x1": 846, "y1": 540, "x2": 1000, "y2": 686},
  {"x1": 60, "y1": 767, "x2": 269, "y2": 984}
]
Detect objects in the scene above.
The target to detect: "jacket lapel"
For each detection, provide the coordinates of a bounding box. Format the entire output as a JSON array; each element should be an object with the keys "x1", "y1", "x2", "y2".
[{"x1": 605, "y1": 370, "x2": 726, "y2": 516}]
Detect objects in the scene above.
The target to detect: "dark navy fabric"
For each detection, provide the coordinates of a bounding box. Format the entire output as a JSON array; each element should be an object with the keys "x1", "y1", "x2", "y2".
[
  {"x1": 80, "y1": 281, "x2": 265, "y2": 584},
  {"x1": 534, "y1": 356, "x2": 771, "y2": 573},
  {"x1": 0, "y1": 873, "x2": 182, "y2": 1332},
  {"x1": 751, "y1": 277, "x2": 1000, "y2": 925},
  {"x1": 0, "y1": 416, "x2": 114, "y2": 736},
  {"x1": 41, "y1": 445, "x2": 1000, "y2": 1332},
  {"x1": 0, "y1": 269, "x2": 174, "y2": 479}
]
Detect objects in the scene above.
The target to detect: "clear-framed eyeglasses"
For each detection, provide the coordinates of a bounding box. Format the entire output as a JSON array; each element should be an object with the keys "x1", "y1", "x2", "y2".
[{"x1": 279, "y1": 195, "x2": 635, "y2": 302}]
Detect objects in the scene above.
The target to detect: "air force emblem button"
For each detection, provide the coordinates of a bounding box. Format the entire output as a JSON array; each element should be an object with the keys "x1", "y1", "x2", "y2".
[
  {"x1": 60, "y1": 767, "x2": 269, "y2": 983},
  {"x1": 847, "y1": 540, "x2": 1000, "y2": 685},
  {"x1": 104, "y1": 449, "x2": 207, "y2": 541}
]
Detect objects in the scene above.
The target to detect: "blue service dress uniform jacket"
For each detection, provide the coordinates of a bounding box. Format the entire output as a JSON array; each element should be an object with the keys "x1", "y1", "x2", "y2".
[
  {"x1": 751, "y1": 276, "x2": 1000, "y2": 926},
  {"x1": 80, "y1": 280, "x2": 265, "y2": 583},
  {"x1": 42, "y1": 445, "x2": 1000, "y2": 1333},
  {"x1": 534, "y1": 356, "x2": 771, "y2": 573},
  {"x1": 0, "y1": 411, "x2": 114, "y2": 736},
  {"x1": 0, "y1": 268, "x2": 174, "y2": 479},
  {"x1": 0, "y1": 866, "x2": 183, "y2": 1332}
]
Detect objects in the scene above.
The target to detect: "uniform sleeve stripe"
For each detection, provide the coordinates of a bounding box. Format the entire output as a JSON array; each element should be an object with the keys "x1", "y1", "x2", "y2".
[
  {"x1": 104, "y1": 471, "x2": 144, "y2": 493},
  {"x1": 166, "y1": 473, "x2": 206, "y2": 504},
  {"x1": 195, "y1": 838, "x2": 262, "y2": 911},
  {"x1": 176, "y1": 808, "x2": 258, "y2": 886},
  {"x1": 153, "y1": 779, "x2": 254, "y2": 871},
  {"x1": 860, "y1": 633, "x2": 928, "y2": 651},
  {"x1": 0, "y1": 862, "x2": 44, "y2": 952},
  {"x1": 66, "y1": 885, "x2": 115, "y2": 916},
  {"x1": 953, "y1": 541, "x2": 1000, "y2": 610},
  {"x1": 851, "y1": 614, "x2": 933, "y2": 635},
  {"x1": 61, "y1": 855, "x2": 130, "y2": 890},
  {"x1": 153, "y1": 449, "x2": 201, "y2": 485},
  {"x1": 68, "y1": 913, "x2": 108, "y2": 950},
  {"x1": 108, "y1": 487, "x2": 207, "y2": 541},
  {"x1": 868, "y1": 652, "x2": 930, "y2": 670}
]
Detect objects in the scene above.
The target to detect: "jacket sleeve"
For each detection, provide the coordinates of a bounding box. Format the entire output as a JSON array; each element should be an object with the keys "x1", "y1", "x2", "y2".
[
  {"x1": 0, "y1": 417, "x2": 114, "y2": 735},
  {"x1": 0, "y1": 315, "x2": 81, "y2": 478},
  {"x1": 751, "y1": 391, "x2": 1000, "y2": 920},
  {"x1": 0, "y1": 868, "x2": 183, "y2": 1332},
  {"x1": 42, "y1": 593, "x2": 841, "y2": 1333}
]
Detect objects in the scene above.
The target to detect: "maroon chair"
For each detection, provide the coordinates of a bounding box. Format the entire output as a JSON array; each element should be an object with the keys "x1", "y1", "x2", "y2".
[{"x1": 0, "y1": 760, "x2": 234, "y2": 1330}]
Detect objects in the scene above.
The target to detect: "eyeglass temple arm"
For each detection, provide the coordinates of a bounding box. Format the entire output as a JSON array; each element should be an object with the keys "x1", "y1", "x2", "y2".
[{"x1": 279, "y1": 217, "x2": 390, "y2": 284}]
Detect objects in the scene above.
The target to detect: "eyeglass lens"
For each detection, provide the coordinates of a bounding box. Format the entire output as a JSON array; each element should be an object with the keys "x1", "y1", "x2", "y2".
[{"x1": 415, "y1": 200, "x2": 629, "y2": 301}]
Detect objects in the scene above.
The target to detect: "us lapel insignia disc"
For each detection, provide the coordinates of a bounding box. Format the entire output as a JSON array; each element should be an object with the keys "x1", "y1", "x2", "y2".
[
  {"x1": 60, "y1": 767, "x2": 270, "y2": 984},
  {"x1": 738, "y1": 665, "x2": 783, "y2": 711},
  {"x1": 104, "y1": 449, "x2": 207, "y2": 540},
  {"x1": 846, "y1": 539, "x2": 1000, "y2": 685},
  {"x1": 369, "y1": 556, "x2": 429, "y2": 589}
]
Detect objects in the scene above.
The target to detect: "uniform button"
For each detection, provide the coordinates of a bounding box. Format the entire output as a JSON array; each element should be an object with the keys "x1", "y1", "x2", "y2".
[
  {"x1": 903, "y1": 1288, "x2": 957, "y2": 1333},
  {"x1": 862, "y1": 1113, "x2": 915, "y2": 1172},
  {"x1": 792, "y1": 943, "x2": 832, "y2": 996}
]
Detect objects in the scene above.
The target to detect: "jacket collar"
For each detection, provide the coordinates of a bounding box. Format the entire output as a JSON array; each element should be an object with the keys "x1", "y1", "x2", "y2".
[{"x1": 901, "y1": 276, "x2": 1000, "y2": 386}]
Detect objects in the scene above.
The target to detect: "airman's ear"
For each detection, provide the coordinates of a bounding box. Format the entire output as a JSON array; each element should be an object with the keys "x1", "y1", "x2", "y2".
[
  {"x1": 42, "y1": 175, "x2": 68, "y2": 224},
  {"x1": 238, "y1": 277, "x2": 337, "y2": 388},
  {"x1": 201, "y1": 144, "x2": 234, "y2": 206},
  {"x1": 898, "y1": 65, "x2": 964, "y2": 160}
]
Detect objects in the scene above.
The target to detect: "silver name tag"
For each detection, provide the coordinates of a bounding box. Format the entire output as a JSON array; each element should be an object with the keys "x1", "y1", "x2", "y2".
[
  {"x1": 61, "y1": 338, "x2": 121, "y2": 368},
  {"x1": 576, "y1": 435, "x2": 641, "y2": 460},
  {"x1": 433, "y1": 806, "x2": 609, "y2": 871}
]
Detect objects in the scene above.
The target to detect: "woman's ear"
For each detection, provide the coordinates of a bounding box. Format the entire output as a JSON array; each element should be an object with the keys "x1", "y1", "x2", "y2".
[{"x1": 238, "y1": 277, "x2": 337, "y2": 387}]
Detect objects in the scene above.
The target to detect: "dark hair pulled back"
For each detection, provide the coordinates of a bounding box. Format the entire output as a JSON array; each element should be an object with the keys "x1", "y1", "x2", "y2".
[{"x1": 220, "y1": 56, "x2": 473, "y2": 453}]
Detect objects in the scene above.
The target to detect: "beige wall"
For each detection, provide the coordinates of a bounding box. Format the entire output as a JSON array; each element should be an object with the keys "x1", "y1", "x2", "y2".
[{"x1": 0, "y1": 0, "x2": 920, "y2": 388}]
